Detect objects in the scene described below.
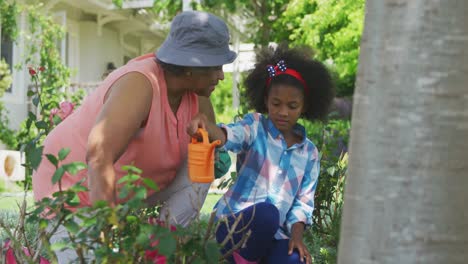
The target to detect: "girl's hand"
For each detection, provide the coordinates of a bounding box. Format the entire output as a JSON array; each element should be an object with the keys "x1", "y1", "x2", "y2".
[
  {"x1": 289, "y1": 222, "x2": 312, "y2": 264},
  {"x1": 289, "y1": 237, "x2": 312, "y2": 264},
  {"x1": 187, "y1": 113, "x2": 208, "y2": 137}
]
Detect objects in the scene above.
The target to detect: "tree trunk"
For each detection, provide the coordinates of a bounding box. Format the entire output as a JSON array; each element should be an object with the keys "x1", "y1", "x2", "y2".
[{"x1": 338, "y1": 1, "x2": 468, "y2": 263}]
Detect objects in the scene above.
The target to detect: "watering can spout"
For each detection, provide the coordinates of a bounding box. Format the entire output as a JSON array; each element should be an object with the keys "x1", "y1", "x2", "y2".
[{"x1": 210, "y1": 139, "x2": 221, "y2": 149}]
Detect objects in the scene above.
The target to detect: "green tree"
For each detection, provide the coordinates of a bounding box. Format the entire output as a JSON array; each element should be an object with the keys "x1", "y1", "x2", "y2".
[
  {"x1": 114, "y1": 0, "x2": 289, "y2": 48},
  {"x1": 202, "y1": 0, "x2": 290, "y2": 47},
  {"x1": 273, "y1": 0, "x2": 365, "y2": 96},
  {"x1": 0, "y1": 0, "x2": 18, "y2": 40}
]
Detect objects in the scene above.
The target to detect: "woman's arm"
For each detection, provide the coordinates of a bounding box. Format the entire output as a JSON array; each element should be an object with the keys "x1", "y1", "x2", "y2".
[
  {"x1": 197, "y1": 95, "x2": 216, "y2": 123},
  {"x1": 86, "y1": 72, "x2": 153, "y2": 206}
]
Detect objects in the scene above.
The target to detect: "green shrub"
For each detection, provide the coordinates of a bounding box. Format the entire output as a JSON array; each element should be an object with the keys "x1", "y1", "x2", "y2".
[
  {"x1": 301, "y1": 118, "x2": 350, "y2": 263},
  {"x1": 0, "y1": 160, "x2": 238, "y2": 263},
  {"x1": 211, "y1": 72, "x2": 240, "y2": 123}
]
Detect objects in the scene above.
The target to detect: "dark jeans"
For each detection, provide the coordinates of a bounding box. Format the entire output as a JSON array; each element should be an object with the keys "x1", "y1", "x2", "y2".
[{"x1": 216, "y1": 202, "x2": 304, "y2": 264}]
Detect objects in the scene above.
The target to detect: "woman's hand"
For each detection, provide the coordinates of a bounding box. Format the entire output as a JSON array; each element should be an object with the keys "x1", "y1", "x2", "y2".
[
  {"x1": 186, "y1": 113, "x2": 208, "y2": 137},
  {"x1": 186, "y1": 113, "x2": 227, "y2": 145},
  {"x1": 289, "y1": 222, "x2": 312, "y2": 264}
]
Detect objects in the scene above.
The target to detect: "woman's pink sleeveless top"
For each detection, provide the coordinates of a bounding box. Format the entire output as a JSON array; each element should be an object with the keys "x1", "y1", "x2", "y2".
[{"x1": 32, "y1": 53, "x2": 199, "y2": 206}]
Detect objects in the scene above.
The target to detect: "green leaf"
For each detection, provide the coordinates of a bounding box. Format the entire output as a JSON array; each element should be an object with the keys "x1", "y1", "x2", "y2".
[
  {"x1": 39, "y1": 218, "x2": 48, "y2": 229},
  {"x1": 69, "y1": 184, "x2": 87, "y2": 192},
  {"x1": 126, "y1": 215, "x2": 138, "y2": 223},
  {"x1": 32, "y1": 95, "x2": 39, "y2": 106},
  {"x1": 136, "y1": 232, "x2": 150, "y2": 245},
  {"x1": 157, "y1": 235, "x2": 176, "y2": 256},
  {"x1": 28, "y1": 111, "x2": 37, "y2": 120},
  {"x1": 66, "y1": 193, "x2": 81, "y2": 206},
  {"x1": 53, "y1": 115, "x2": 62, "y2": 125},
  {"x1": 27, "y1": 90, "x2": 35, "y2": 97},
  {"x1": 45, "y1": 154, "x2": 58, "y2": 167},
  {"x1": 134, "y1": 187, "x2": 147, "y2": 200},
  {"x1": 26, "y1": 117, "x2": 33, "y2": 130},
  {"x1": 142, "y1": 178, "x2": 159, "y2": 191},
  {"x1": 64, "y1": 220, "x2": 80, "y2": 234},
  {"x1": 27, "y1": 146, "x2": 43, "y2": 170},
  {"x1": 63, "y1": 162, "x2": 87, "y2": 175},
  {"x1": 118, "y1": 185, "x2": 130, "y2": 200},
  {"x1": 121, "y1": 165, "x2": 142, "y2": 174},
  {"x1": 205, "y1": 240, "x2": 221, "y2": 260},
  {"x1": 117, "y1": 174, "x2": 140, "y2": 184},
  {"x1": 51, "y1": 166, "x2": 65, "y2": 184},
  {"x1": 58, "y1": 147, "x2": 71, "y2": 160},
  {"x1": 92, "y1": 200, "x2": 108, "y2": 208},
  {"x1": 35, "y1": 120, "x2": 48, "y2": 129},
  {"x1": 69, "y1": 178, "x2": 88, "y2": 192},
  {"x1": 50, "y1": 241, "x2": 68, "y2": 251},
  {"x1": 82, "y1": 216, "x2": 98, "y2": 228},
  {"x1": 112, "y1": 0, "x2": 123, "y2": 8}
]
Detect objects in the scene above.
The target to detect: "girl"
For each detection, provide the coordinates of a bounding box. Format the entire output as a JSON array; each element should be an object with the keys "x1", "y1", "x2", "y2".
[{"x1": 187, "y1": 45, "x2": 335, "y2": 264}]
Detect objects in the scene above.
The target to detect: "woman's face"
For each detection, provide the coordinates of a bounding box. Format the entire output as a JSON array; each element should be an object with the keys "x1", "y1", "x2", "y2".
[
  {"x1": 189, "y1": 66, "x2": 225, "y2": 97},
  {"x1": 266, "y1": 83, "x2": 305, "y2": 134}
]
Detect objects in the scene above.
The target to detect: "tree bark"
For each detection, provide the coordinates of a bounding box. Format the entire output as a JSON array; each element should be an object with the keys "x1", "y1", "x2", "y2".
[{"x1": 338, "y1": 1, "x2": 468, "y2": 263}]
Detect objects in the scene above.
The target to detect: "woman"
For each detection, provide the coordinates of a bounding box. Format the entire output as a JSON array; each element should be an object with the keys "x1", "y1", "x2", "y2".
[{"x1": 33, "y1": 10, "x2": 236, "y2": 227}]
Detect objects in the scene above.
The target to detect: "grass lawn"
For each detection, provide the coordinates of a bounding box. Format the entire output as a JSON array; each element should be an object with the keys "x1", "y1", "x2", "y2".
[
  {"x1": 201, "y1": 193, "x2": 222, "y2": 215},
  {"x1": 0, "y1": 194, "x2": 33, "y2": 211}
]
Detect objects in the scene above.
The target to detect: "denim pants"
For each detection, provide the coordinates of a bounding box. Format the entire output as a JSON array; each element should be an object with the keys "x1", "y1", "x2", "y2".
[{"x1": 216, "y1": 202, "x2": 305, "y2": 264}]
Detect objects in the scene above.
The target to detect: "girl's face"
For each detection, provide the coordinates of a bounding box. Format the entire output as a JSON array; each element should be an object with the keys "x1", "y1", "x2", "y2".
[{"x1": 266, "y1": 84, "x2": 305, "y2": 135}]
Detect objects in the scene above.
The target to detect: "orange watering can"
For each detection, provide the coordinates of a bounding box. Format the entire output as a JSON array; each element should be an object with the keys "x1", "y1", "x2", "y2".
[{"x1": 188, "y1": 128, "x2": 221, "y2": 183}]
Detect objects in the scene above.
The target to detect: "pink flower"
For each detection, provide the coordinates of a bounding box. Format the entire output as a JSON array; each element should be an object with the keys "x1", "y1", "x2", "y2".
[
  {"x1": 49, "y1": 101, "x2": 75, "y2": 125},
  {"x1": 38, "y1": 66, "x2": 45, "y2": 72},
  {"x1": 58, "y1": 101, "x2": 74, "y2": 119},
  {"x1": 3, "y1": 238, "x2": 50, "y2": 264},
  {"x1": 144, "y1": 218, "x2": 177, "y2": 263}
]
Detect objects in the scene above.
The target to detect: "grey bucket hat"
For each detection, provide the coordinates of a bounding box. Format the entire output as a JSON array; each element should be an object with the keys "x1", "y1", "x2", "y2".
[{"x1": 156, "y1": 11, "x2": 237, "y2": 67}]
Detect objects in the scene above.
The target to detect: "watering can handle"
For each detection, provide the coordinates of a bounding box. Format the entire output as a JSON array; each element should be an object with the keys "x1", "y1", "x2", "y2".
[{"x1": 191, "y1": 128, "x2": 210, "y2": 144}]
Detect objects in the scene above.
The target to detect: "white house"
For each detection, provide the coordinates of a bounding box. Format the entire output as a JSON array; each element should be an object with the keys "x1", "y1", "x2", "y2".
[
  {"x1": 1, "y1": 0, "x2": 169, "y2": 131},
  {"x1": 1, "y1": 0, "x2": 255, "y2": 132}
]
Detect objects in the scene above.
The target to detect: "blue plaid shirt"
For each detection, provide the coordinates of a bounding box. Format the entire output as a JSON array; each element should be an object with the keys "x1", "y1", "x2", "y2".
[{"x1": 214, "y1": 113, "x2": 320, "y2": 239}]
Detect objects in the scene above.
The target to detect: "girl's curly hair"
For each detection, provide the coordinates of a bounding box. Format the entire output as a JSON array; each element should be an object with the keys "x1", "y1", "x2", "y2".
[{"x1": 244, "y1": 44, "x2": 335, "y2": 121}]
